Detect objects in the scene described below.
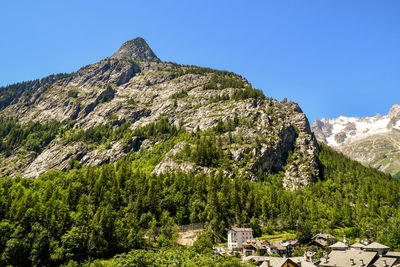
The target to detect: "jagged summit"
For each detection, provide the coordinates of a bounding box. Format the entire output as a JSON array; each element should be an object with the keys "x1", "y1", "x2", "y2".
[
  {"x1": 0, "y1": 39, "x2": 320, "y2": 189},
  {"x1": 388, "y1": 104, "x2": 400, "y2": 118},
  {"x1": 311, "y1": 104, "x2": 400, "y2": 177},
  {"x1": 312, "y1": 104, "x2": 400, "y2": 147},
  {"x1": 111, "y1": 37, "x2": 159, "y2": 61}
]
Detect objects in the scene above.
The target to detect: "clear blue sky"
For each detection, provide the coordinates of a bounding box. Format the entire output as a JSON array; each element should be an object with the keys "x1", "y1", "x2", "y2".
[{"x1": 1, "y1": 0, "x2": 399, "y2": 123}]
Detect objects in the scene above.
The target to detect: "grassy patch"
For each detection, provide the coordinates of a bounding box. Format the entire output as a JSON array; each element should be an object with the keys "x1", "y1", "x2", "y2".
[{"x1": 259, "y1": 231, "x2": 296, "y2": 242}]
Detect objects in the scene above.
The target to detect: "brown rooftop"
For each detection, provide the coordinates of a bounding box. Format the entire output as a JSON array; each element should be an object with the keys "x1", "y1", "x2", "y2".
[
  {"x1": 260, "y1": 258, "x2": 300, "y2": 267},
  {"x1": 312, "y1": 233, "x2": 336, "y2": 240}
]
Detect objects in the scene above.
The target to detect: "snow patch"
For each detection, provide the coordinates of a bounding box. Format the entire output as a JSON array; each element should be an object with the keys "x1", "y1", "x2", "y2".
[{"x1": 322, "y1": 111, "x2": 394, "y2": 147}]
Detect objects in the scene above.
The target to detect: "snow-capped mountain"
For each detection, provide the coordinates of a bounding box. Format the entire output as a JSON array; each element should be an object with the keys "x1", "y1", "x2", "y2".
[{"x1": 312, "y1": 104, "x2": 400, "y2": 178}]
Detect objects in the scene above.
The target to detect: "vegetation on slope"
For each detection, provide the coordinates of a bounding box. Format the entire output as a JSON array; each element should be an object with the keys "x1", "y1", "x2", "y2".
[
  {"x1": 0, "y1": 118, "x2": 68, "y2": 155},
  {"x1": 0, "y1": 122, "x2": 399, "y2": 266}
]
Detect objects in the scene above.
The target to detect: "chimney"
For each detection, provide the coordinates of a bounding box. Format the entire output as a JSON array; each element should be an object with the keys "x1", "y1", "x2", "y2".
[
  {"x1": 350, "y1": 258, "x2": 355, "y2": 265},
  {"x1": 360, "y1": 259, "x2": 365, "y2": 266},
  {"x1": 265, "y1": 260, "x2": 270, "y2": 267}
]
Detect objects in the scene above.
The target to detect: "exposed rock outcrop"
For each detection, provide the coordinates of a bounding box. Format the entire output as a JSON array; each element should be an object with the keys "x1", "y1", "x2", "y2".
[
  {"x1": 312, "y1": 104, "x2": 400, "y2": 178},
  {"x1": 111, "y1": 37, "x2": 158, "y2": 61},
  {"x1": 0, "y1": 37, "x2": 320, "y2": 189}
]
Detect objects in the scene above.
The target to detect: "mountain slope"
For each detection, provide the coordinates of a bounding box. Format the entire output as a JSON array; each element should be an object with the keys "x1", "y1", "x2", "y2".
[
  {"x1": 1, "y1": 38, "x2": 400, "y2": 266},
  {"x1": 0, "y1": 37, "x2": 319, "y2": 189},
  {"x1": 312, "y1": 104, "x2": 400, "y2": 177}
]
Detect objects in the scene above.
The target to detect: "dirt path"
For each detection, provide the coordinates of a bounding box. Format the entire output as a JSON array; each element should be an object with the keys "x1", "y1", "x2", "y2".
[{"x1": 176, "y1": 229, "x2": 203, "y2": 246}]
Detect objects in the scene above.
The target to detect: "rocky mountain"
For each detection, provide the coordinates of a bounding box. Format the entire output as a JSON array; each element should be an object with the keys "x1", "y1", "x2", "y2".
[
  {"x1": 312, "y1": 104, "x2": 400, "y2": 178},
  {"x1": 0, "y1": 37, "x2": 319, "y2": 189}
]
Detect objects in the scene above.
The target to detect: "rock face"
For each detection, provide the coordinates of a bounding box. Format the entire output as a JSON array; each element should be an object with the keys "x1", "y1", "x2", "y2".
[
  {"x1": 0, "y1": 37, "x2": 320, "y2": 189},
  {"x1": 111, "y1": 37, "x2": 158, "y2": 61},
  {"x1": 312, "y1": 104, "x2": 400, "y2": 178}
]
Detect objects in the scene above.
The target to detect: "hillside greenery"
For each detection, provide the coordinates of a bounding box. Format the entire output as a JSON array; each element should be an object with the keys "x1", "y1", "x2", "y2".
[
  {"x1": 0, "y1": 73, "x2": 71, "y2": 110},
  {"x1": 0, "y1": 118, "x2": 68, "y2": 155},
  {"x1": 0, "y1": 115, "x2": 399, "y2": 266},
  {"x1": 1, "y1": 45, "x2": 399, "y2": 266}
]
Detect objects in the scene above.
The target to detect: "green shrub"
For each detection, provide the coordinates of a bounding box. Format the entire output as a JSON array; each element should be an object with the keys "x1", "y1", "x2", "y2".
[
  {"x1": 170, "y1": 90, "x2": 188, "y2": 99},
  {"x1": 232, "y1": 87, "x2": 266, "y2": 100},
  {"x1": 67, "y1": 90, "x2": 79, "y2": 98},
  {"x1": 203, "y1": 75, "x2": 246, "y2": 90}
]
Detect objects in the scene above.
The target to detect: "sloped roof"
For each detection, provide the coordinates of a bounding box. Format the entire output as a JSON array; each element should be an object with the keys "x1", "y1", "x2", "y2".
[
  {"x1": 372, "y1": 256, "x2": 397, "y2": 267},
  {"x1": 230, "y1": 227, "x2": 253, "y2": 232},
  {"x1": 290, "y1": 257, "x2": 317, "y2": 267},
  {"x1": 270, "y1": 242, "x2": 286, "y2": 251},
  {"x1": 351, "y1": 243, "x2": 364, "y2": 248},
  {"x1": 260, "y1": 258, "x2": 299, "y2": 267},
  {"x1": 243, "y1": 256, "x2": 272, "y2": 262},
  {"x1": 329, "y1": 241, "x2": 349, "y2": 249},
  {"x1": 312, "y1": 233, "x2": 336, "y2": 240},
  {"x1": 313, "y1": 239, "x2": 328, "y2": 247},
  {"x1": 364, "y1": 242, "x2": 390, "y2": 250},
  {"x1": 305, "y1": 251, "x2": 316, "y2": 257},
  {"x1": 385, "y1": 251, "x2": 400, "y2": 257},
  {"x1": 242, "y1": 239, "x2": 270, "y2": 249},
  {"x1": 319, "y1": 250, "x2": 377, "y2": 267}
]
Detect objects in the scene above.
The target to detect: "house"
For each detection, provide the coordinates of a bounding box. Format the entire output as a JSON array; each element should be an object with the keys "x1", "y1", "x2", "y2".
[
  {"x1": 228, "y1": 228, "x2": 253, "y2": 249},
  {"x1": 379, "y1": 252, "x2": 400, "y2": 266},
  {"x1": 243, "y1": 256, "x2": 275, "y2": 266},
  {"x1": 317, "y1": 243, "x2": 400, "y2": 267},
  {"x1": 267, "y1": 243, "x2": 286, "y2": 256},
  {"x1": 259, "y1": 258, "x2": 301, "y2": 267},
  {"x1": 363, "y1": 242, "x2": 390, "y2": 256},
  {"x1": 267, "y1": 241, "x2": 294, "y2": 257},
  {"x1": 329, "y1": 241, "x2": 349, "y2": 251},
  {"x1": 310, "y1": 233, "x2": 336, "y2": 248},
  {"x1": 350, "y1": 243, "x2": 365, "y2": 250},
  {"x1": 281, "y1": 240, "x2": 295, "y2": 255},
  {"x1": 303, "y1": 251, "x2": 316, "y2": 263},
  {"x1": 290, "y1": 240, "x2": 301, "y2": 249},
  {"x1": 291, "y1": 256, "x2": 318, "y2": 267},
  {"x1": 371, "y1": 256, "x2": 398, "y2": 267},
  {"x1": 318, "y1": 250, "x2": 377, "y2": 267},
  {"x1": 242, "y1": 239, "x2": 270, "y2": 256}
]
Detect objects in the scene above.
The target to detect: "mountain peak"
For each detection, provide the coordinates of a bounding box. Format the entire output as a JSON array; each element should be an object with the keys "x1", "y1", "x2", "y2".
[
  {"x1": 388, "y1": 104, "x2": 400, "y2": 118},
  {"x1": 111, "y1": 37, "x2": 159, "y2": 61}
]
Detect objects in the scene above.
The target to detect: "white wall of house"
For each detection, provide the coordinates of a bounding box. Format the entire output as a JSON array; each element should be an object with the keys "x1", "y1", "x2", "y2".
[{"x1": 228, "y1": 229, "x2": 253, "y2": 249}]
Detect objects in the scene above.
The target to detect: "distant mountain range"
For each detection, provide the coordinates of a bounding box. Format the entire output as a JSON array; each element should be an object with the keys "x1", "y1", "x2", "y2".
[{"x1": 312, "y1": 104, "x2": 400, "y2": 178}]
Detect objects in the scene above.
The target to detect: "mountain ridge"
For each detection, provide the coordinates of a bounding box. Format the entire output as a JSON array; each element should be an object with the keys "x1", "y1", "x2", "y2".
[
  {"x1": 312, "y1": 104, "x2": 400, "y2": 177},
  {"x1": 0, "y1": 37, "x2": 319, "y2": 189},
  {"x1": 2, "y1": 38, "x2": 400, "y2": 267}
]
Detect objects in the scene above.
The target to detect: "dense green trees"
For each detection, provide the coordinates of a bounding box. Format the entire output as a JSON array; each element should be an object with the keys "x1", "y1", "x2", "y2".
[
  {"x1": 203, "y1": 75, "x2": 246, "y2": 90},
  {"x1": 0, "y1": 73, "x2": 71, "y2": 110},
  {"x1": 232, "y1": 87, "x2": 266, "y2": 101},
  {"x1": 0, "y1": 118, "x2": 66, "y2": 155},
  {"x1": 0, "y1": 119, "x2": 400, "y2": 265},
  {"x1": 170, "y1": 90, "x2": 188, "y2": 99},
  {"x1": 95, "y1": 248, "x2": 243, "y2": 267}
]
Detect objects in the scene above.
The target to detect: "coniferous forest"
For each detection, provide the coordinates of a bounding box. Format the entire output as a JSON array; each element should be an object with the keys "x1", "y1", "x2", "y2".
[{"x1": 0, "y1": 117, "x2": 400, "y2": 266}]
